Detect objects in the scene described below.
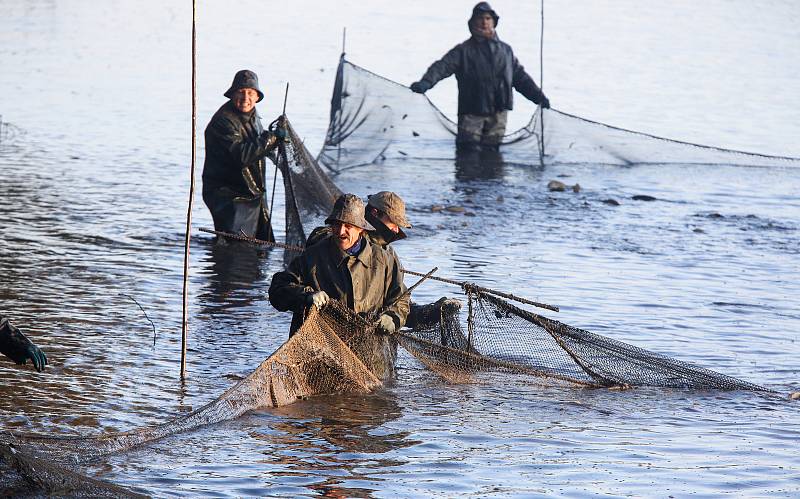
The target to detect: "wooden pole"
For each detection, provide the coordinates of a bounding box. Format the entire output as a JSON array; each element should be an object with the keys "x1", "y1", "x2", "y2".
[
  {"x1": 539, "y1": 0, "x2": 546, "y2": 168},
  {"x1": 180, "y1": 0, "x2": 197, "y2": 380}
]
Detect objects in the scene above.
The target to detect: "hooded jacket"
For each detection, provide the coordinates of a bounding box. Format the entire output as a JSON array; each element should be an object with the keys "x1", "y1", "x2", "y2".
[{"x1": 418, "y1": 30, "x2": 545, "y2": 116}]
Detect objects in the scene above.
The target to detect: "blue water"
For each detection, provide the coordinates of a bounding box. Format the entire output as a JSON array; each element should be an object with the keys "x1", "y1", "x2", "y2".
[{"x1": 2, "y1": 0, "x2": 799, "y2": 496}]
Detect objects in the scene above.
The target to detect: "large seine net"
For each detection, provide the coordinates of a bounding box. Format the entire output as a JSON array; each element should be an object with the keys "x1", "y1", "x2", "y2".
[
  {"x1": 318, "y1": 57, "x2": 800, "y2": 170},
  {"x1": 400, "y1": 289, "x2": 769, "y2": 391},
  {"x1": 1, "y1": 302, "x2": 388, "y2": 494}
]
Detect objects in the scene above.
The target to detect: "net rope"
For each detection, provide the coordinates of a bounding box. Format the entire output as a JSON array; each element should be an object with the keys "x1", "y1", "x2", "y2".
[{"x1": 318, "y1": 57, "x2": 800, "y2": 170}]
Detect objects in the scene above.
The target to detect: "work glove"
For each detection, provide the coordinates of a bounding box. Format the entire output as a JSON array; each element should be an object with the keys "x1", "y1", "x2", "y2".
[
  {"x1": 377, "y1": 314, "x2": 397, "y2": 335},
  {"x1": 410, "y1": 81, "x2": 431, "y2": 94},
  {"x1": 0, "y1": 318, "x2": 48, "y2": 372},
  {"x1": 307, "y1": 290, "x2": 330, "y2": 309},
  {"x1": 539, "y1": 95, "x2": 550, "y2": 109},
  {"x1": 273, "y1": 115, "x2": 289, "y2": 142},
  {"x1": 23, "y1": 343, "x2": 48, "y2": 372}
]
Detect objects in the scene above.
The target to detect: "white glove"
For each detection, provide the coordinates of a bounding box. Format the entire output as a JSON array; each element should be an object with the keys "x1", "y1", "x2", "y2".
[
  {"x1": 377, "y1": 314, "x2": 397, "y2": 335},
  {"x1": 308, "y1": 291, "x2": 330, "y2": 308}
]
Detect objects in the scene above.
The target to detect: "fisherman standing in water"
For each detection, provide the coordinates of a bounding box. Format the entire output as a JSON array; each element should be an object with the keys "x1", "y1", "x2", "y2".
[
  {"x1": 269, "y1": 194, "x2": 409, "y2": 379},
  {"x1": 269, "y1": 193, "x2": 409, "y2": 337},
  {"x1": 202, "y1": 69, "x2": 287, "y2": 242},
  {"x1": 410, "y1": 2, "x2": 550, "y2": 152}
]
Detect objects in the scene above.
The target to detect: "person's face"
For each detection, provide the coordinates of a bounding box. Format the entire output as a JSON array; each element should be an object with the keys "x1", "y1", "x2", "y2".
[
  {"x1": 332, "y1": 221, "x2": 364, "y2": 251},
  {"x1": 373, "y1": 208, "x2": 400, "y2": 234},
  {"x1": 232, "y1": 88, "x2": 259, "y2": 113},
  {"x1": 473, "y1": 12, "x2": 495, "y2": 38}
]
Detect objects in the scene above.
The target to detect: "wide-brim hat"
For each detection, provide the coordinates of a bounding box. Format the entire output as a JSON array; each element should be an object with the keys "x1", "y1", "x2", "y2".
[
  {"x1": 470, "y1": 1, "x2": 499, "y2": 26},
  {"x1": 325, "y1": 194, "x2": 374, "y2": 231},
  {"x1": 368, "y1": 191, "x2": 412, "y2": 228},
  {"x1": 224, "y1": 69, "x2": 264, "y2": 102}
]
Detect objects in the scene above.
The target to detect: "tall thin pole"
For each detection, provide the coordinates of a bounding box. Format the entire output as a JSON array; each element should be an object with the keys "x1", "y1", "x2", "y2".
[
  {"x1": 181, "y1": 0, "x2": 197, "y2": 380},
  {"x1": 539, "y1": 0, "x2": 545, "y2": 168}
]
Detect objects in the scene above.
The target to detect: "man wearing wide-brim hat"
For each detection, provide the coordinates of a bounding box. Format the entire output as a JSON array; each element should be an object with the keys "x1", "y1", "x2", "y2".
[
  {"x1": 306, "y1": 190, "x2": 413, "y2": 249},
  {"x1": 202, "y1": 69, "x2": 287, "y2": 242},
  {"x1": 269, "y1": 194, "x2": 409, "y2": 377}
]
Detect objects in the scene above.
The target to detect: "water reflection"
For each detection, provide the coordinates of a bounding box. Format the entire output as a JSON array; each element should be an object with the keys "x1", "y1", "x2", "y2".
[
  {"x1": 262, "y1": 391, "x2": 415, "y2": 497},
  {"x1": 196, "y1": 238, "x2": 271, "y2": 314}
]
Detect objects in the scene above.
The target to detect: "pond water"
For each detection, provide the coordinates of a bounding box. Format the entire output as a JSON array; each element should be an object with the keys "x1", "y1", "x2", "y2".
[{"x1": 1, "y1": 0, "x2": 799, "y2": 496}]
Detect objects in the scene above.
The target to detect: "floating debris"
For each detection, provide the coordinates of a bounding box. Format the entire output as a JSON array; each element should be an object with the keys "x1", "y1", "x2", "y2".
[
  {"x1": 601, "y1": 198, "x2": 620, "y2": 206},
  {"x1": 632, "y1": 194, "x2": 657, "y2": 202}
]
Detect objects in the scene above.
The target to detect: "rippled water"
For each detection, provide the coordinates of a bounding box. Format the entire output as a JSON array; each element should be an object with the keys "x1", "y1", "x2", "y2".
[{"x1": 2, "y1": 0, "x2": 799, "y2": 496}]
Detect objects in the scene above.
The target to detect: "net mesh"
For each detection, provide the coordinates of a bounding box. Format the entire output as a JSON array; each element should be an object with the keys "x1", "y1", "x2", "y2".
[
  {"x1": 1, "y1": 302, "x2": 387, "y2": 489},
  {"x1": 400, "y1": 289, "x2": 769, "y2": 391},
  {"x1": 318, "y1": 57, "x2": 800, "y2": 170},
  {"x1": 277, "y1": 118, "x2": 342, "y2": 265}
]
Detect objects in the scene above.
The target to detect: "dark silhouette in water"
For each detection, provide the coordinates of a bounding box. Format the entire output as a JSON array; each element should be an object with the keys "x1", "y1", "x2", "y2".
[{"x1": 455, "y1": 147, "x2": 506, "y2": 181}]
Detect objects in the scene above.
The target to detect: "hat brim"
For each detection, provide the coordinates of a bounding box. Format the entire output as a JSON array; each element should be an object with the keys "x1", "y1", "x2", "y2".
[
  {"x1": 224, "y1": 87, "x2": 264, "y2": 103},
  {"x1": 325, "y1": 216, "x2": 375, "y2": 232}
]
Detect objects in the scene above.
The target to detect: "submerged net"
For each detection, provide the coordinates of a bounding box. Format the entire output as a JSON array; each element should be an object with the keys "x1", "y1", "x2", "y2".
[
  {"x1": 3, "y1": 301, "x2": 388, "y2": 478},
  {"x1": 400, "y1": 289, "x2": 769, "y2": 391},
  {"x1": 318, "y1": 57, "x2": 800, "y2": 170}
]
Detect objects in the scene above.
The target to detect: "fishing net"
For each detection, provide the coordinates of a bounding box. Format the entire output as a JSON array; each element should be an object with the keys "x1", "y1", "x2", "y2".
[
  {"x1": 318, "y1": 56, "x2": 800, "y2": 170},
  {"x1": 277, "y1": 117, "x2": 342, "y2": 265},
  {"x1": 0, "y1": 442, "x2": 147, "y2": 498},
  {"x1": 400, "y1": 288, "x2": 770, "y2": 391},
  {"x1": 1, "y1": 302, "x2": 388, "y2": 491}
]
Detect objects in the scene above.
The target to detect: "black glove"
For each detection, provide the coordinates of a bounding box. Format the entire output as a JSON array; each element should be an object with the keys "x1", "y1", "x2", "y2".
[
  {"x1": 273, "y1": 115, "x2": 289, "y2": 142},
  {"x1": 410, "y1": 81, "x2": 431, "y2": 94},
  {"x1": 23, "y1": 343, "x2": 48, "y2": 372},
  {"x1": 0, "y1": 317, "x2": 48, "y2": 372},
  {"x1": 540, "y1": 95, "x2": 550, "y2": 109}
]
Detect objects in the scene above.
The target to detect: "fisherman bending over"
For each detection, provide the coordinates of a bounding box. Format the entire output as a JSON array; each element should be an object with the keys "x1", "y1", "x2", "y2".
[
  {"x1": 410, "y1": 2, "x2": 550, "y2": 152},
  {"x1": 202, "y1": 69, "x2": 287, "y2": 241},
  {"x1": 268, "y1": 194, "x2": 409, "y2": 339},
  {"x1": 0, "y1": 315, "x2": 47, "y2": 372}
]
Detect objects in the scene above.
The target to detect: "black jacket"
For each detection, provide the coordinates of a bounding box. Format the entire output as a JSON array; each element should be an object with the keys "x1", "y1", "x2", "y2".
[
  {"x1": 202, "y1": 100, "x2": 274, "y2": 195},
  {"x1": 419, "y1": 34, "x2": 545, "y2": 116}
]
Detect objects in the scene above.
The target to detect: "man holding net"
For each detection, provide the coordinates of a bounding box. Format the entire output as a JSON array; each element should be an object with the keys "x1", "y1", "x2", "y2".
[
  {"x1": 268, "y1": 193, "x2": 410, "y2": 339},
  {"x1": 202, "y1": 69, "x2": 287, "y2": 242},
  {"x1": 410, "y1": 2, "x2": 550, "y2": 152}
]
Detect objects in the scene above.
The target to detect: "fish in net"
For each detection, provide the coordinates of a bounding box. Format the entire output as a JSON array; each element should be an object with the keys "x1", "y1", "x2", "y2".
[
  {"x1": 400, "y1": 288, "x2": 770, "y2": 391},
  {"x1": 275, "y1": 116, "x2": 342, "y2": 265},
  {"x1": 318, "y1": 56, "x2": 800, "y2": 170}
]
